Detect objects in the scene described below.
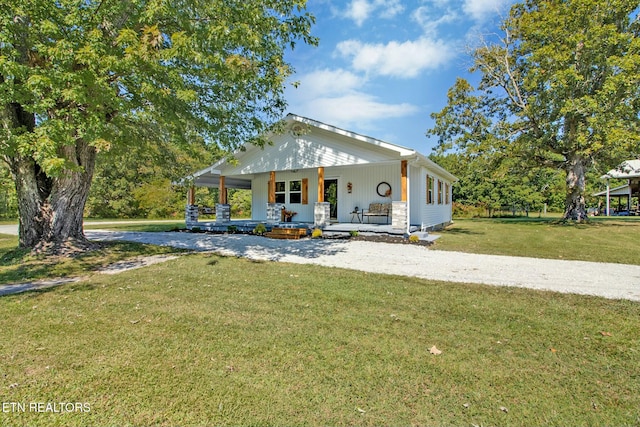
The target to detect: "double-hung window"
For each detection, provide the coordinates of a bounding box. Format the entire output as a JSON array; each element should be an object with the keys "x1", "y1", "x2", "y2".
[
  {"x1": 275, "y1": 181, "x2": 286, "y2": 203},
  {"x1": 289, "y1": 180, "x2": 302, "y2": 204},
  {"x1": 426, "y1": 175, "x2": 434, "y2": 204}
]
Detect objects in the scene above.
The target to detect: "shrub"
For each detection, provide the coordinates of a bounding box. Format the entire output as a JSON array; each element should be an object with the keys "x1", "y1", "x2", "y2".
[
  {"x1": 349, "y1": 230, "x2": 359, "y2": 237},
  {"x1": 311, "y1": 228, "x2": 323, "y2": 239},
  {"x1": 408, "y1": 234, "x2": 420, "y2": 243},
  {"x1": 253, "y1": 223, "x2": 267, "y2": 235}
]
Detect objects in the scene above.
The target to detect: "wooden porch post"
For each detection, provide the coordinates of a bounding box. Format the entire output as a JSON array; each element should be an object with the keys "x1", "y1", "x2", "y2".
[
  {"x1": 400, "y1": 160, "x2": 408, "y2": 202},
  {"x1": 187, "y1": 186, "x2": 196, "y2": 205},
  {"x1": 317, "y1": 167, "x2": 325, "y2": 202},
  {"x1": 268, "y1": 171, "x2": 276, "y2": 204},
  {"x1": 219, "y1": 176, "x2": 227, "y2": 204}
]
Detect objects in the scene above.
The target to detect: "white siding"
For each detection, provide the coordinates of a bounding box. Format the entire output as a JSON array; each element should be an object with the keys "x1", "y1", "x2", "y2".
[
  {"x1": 221, "y1": 127, "x2": 401, "y2": 176},
  {"x1": 418, "y1": 166, "x2": 453, "y2": 229}
]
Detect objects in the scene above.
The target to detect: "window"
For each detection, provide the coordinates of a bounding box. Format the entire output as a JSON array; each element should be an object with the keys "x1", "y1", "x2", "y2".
[
  {"x1": 426, "y1": 175, "x2": 434, "y2": 204},
  {"x1": 437, "y1": 180, "x2": 443, "y2": 204},
  {"x1": 275, "y1": 181, "x2": 285, "y2": 203},
  {"x1": 289, "y1": 180, "x2": 302, "y2": 204},
  {"x1": 445, "y1": 183, "x2": 450, "y2": 204}
]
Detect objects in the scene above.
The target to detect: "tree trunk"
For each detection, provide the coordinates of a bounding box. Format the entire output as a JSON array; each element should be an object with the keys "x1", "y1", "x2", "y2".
[
  {"x1": 7, "y1": 142, "x2": 96, "y2": 252},
  {"x1": 563, "y1": 154, "x2": 588, "y2": 221}
]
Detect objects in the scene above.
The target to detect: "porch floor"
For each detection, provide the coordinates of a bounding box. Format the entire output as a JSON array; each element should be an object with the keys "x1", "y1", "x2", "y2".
[{"x1": 186, "y1": 219, "x2": 418, "y2": 236}]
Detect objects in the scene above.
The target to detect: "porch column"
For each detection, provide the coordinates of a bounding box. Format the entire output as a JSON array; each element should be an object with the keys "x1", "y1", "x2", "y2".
[
  {"x1": 219, "y1": 176, "x2": 227, "y2": 204},
  {"x1": 400, "y1": 160, "x2": 408, "y2": 202},
  {"x1": 215, "y1": 175, "x2": 231, "y2": 223},
  {"x1": 317, "y1": 167, "x2": 324, "y2": 202},
  {"x1": 266, "y1": 171, "x2": 280, "y2": 223},
  {"x1": 268, "y1": 171, "x2": 276, "y2": 204},
  {"x1": 392, "y1": 160, "x2": 409, "y2": 231},
  {"x1": 606, "y1": 179, "x2": 610, "y2": 216},
  {"x1": 185, "y1": 186, "x2": 199, "y2": 226}
]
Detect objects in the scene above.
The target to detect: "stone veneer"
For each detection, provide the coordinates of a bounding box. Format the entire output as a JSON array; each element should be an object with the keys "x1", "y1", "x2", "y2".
[
  {"x1": 185, "y1": 204, "x2": 199, "y2": 226},
  {"x1": 266, "y1": 203, "x2": 285, "y2": 223},
  {"x1": 215, "y1": 204, "x2": 230, "y2": 223},
  {"x1": 314, "y1": 202, "x2": 331, "y2": 227},
  {"x1": 391, "y1": 201, "x2": 407, "y2": 231}
]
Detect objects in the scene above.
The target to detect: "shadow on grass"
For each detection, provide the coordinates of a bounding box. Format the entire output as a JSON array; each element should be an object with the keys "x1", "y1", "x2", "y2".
[
  {"x1": 442, "y1": 227, "x2": 484, "y2": 236},
  {"x1": 87, "y1": 230, "x2": 350, "y2": 262},
  {"x1": 0, "y1": 241, "x2": 182, "y2": 286}
]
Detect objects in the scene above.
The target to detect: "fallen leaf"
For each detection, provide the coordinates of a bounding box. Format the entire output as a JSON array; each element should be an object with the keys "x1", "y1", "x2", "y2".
[
  {"x1": 500, "y1": 406, "x2": 508, "y2": 413},
  {"x1": 463, "y1": 403, "x2": 470, "y2": 408},
  {"x1": 356, "y1": 407, "x2": 366, "y2": 414},
  {"x1": 429, "y1": 345, "x2": 442, "y2": 355},
  {"x1": 550, "y1": 348, "x2": 557, "y2": 353},
  {"x1": 600, "y1": 331, "x2": 612, "y2": 336}
]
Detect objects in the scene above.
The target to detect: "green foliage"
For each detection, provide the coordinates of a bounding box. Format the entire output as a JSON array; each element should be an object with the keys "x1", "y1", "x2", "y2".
[
  {"x1": 428, "y1": 0, "x2": 640, "y2": 220},
  {"x1": 0, "y1": 163, "x2": 17, "y2": 219},
  {"x1": 228, "y1": 189, "x2": 252, "y2": 217},
  {"x1": 0, "y1": 0, "x2": 317, "y2": 246},
  {"x1": 349, "y1": 230, "x2": 359, "y2": 237},
  {"x1": 253, "y1": 223, "x2": 267, "y2": 235},
  {"x1": 86, "y1": 134, "x2": 219, "y2": 218}
]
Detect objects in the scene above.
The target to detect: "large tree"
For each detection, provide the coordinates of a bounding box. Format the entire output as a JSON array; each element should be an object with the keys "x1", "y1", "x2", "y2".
[
  {"x1": 0, "y1": 0, "x2": 316, "y2": 250},
  {"x1": 428, "y1": 0, "x2": 640, "y2": 220}
]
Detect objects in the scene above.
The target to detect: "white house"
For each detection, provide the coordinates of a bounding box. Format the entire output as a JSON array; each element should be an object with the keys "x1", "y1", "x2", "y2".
[{"x1": 186, "y1": 114, "x2": 457, "y2": 232}]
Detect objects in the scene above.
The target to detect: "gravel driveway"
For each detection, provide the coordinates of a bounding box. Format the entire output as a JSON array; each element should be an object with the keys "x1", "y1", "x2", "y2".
[{"x1": 85, "y1": 230, "x2": 640, "y2": 302}]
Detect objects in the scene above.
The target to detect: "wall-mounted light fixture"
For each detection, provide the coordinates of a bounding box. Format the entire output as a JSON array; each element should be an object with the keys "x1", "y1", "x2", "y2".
[{"x1": 347, "y1": 182, "x2": 353, "y2": 193}]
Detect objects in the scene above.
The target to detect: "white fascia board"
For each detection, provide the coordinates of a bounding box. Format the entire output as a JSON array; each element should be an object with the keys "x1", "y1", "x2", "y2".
[
  {"x1": 410, "y1": 152, "x2": 459, "y2": 183},
  {"x1": 191, "y1": 166, "x2": 223, "y2": 178}
]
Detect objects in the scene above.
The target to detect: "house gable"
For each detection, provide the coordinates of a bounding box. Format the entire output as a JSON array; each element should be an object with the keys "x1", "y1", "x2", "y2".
[{"x1": 217, "y1": 115, "x2": 414, "y2": 176}]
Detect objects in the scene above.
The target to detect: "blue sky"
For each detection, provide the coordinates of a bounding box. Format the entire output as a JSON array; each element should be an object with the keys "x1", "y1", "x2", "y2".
[{"x1": 284, "y1": 0, "x2": 514, "y2": 153}]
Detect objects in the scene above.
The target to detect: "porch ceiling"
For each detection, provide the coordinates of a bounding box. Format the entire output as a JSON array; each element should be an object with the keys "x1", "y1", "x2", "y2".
[{"x1": 193, "y1": 173, "x2": 252, "y2": 189}]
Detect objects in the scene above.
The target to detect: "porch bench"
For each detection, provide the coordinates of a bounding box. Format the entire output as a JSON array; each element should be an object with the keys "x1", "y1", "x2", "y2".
[{"x1": 362, "y1": 203, "x2": 391, "y2": 224}]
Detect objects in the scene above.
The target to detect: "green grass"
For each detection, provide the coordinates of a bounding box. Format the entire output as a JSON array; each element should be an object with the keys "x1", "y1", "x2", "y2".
[
  {"x1": 83, "y1": 220, "x2": 185, "y2": 233},
  {"x1": 0, "y1": 233, "x2": 182, "y2": 285},
  {"x1": 435, "y1": 217, "x2": 640, "y2": 265},
  {"x1": 0, "y1": 254, "x2": 639, "y2": 426}
]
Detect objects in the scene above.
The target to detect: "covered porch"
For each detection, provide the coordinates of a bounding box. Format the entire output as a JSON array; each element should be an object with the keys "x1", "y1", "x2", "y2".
[
  {"x1": 599, "y1": 160, "x2": 640, "y2": 216},
  {"x1": 185, "y1": 160, "x2": 413, "y2": 232}
]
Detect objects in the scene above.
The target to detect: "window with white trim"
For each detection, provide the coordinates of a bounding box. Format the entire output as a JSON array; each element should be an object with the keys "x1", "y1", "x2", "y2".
[
  {"x1": 426, "y1": 175, "x2": 434, "y2": 204},
  {"x1": 289, "y1": 180, "x2": 302, "y2": 204},
  {"x1": 275, "y1": 181, "x2": 285, "y2": 203}
]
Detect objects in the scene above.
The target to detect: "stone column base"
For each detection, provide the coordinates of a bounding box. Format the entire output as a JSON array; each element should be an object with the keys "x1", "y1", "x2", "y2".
[
  {"x1": 391, "y1": 201, "x2": 407, "y2": 231},
  {"x1": 185, "y1": 204, "x2": 199, "y2": 226},
  {"x1": 266, "y1": 203, "x2": 285, "y2": 224},
  {"x1": 215, "y1": 204, "x2": 230, "y2": 223},
  {"x1": 314, "y1": 202, "x2": 331, "y2": 227}
]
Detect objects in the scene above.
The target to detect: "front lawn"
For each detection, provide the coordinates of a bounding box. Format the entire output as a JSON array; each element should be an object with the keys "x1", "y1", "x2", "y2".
[
  {"x1": 435, "y1": 217, "x2": 640, "y2": 264},
  {"x1": 1, "y1": 254, "x2": 639, "y2": 426}
]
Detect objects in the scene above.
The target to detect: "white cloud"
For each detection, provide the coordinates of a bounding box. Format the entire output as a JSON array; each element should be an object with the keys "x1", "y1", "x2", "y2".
[
  {"x1": 286, "y1": 68, "x2": 418, "y2": 130},
  {"x1": 344, "y1": 0, "x2": 405, "y2": 26},
  {"x1": 308, "y1": 94, "x2": 417, "y2": 129},
  {"x1": 295, "y1": 68, "x2": 364, "y2": 98},
  {"x1": 345, "y1": 0, "x2": 374, "y2": 26},
  {"x1": 336, "y1": 37, "x2": 456, "y2": 78},
  {"x1": 463, "y1": 0, "x2": 510, "y2": 22},
  {"x1": 412, "y1": 6, "x2": 459, "y2": 36}
]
